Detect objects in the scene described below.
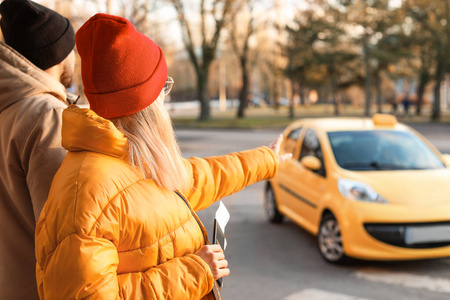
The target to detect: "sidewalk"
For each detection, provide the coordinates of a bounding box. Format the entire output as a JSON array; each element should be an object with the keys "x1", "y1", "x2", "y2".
[{"x1": 168, "y1": 101, "x2": 450, "y2": 129}]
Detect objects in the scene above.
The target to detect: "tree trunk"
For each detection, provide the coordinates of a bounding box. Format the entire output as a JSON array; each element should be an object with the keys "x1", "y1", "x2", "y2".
[
  {"x1": 432, "y1": 82, "x2": 441, "y2": 121},
  {"x1": 289, "y1": 81, "x2": 295, "y2": 119},
  {"x1": 329, "y1": 66, "x2": 339, "y2": 116},
  {"x1": 374, "y1": 70, "x2": 382, "y2": 113},
  {"x1": 273, "y1": 80, "x2": 280, "y2": 110},
  {"x1": 415, "y1": 68, "x2": 429, "y2": 116},
  {"x1": 299, "y1": 83, "x2": 306, "y2": 105},
  {"x1": 197, "y1": 69, "x2": 210, "y2": 121},
  {"x1": 432, "y1": 49, "x2": 445, "y2": 121},
  {"x1": 332, "y1": 83, "x2": 339, "y2": 116},
  {"x1": 431, "y1": 64, "x2": 443, "y2": 121},
  {"x1": 237, "y1": 60, "x2": 249, "y2": 119},
  {"x1": 363, "y1": 40, "x2": 372, "y2": 117}
]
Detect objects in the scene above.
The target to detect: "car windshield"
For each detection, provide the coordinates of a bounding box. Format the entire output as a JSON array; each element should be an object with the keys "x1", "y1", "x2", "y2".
[{"x1": 328, "y1": 130, "x2": 445, "y2": 171}]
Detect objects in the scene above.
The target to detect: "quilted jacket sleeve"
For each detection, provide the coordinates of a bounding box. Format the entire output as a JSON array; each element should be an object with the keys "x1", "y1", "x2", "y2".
[
  {"x1": 36, "y1": 232, "x2": 213, "y2": 300},
  {"x1": 118, "y1": 254, "x2": 213, "y2": 299},
  {"x1": 183, "y1": 146, "x2": 278, "y2": 211}
]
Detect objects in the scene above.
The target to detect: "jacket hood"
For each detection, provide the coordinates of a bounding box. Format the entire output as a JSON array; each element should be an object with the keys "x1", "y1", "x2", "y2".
[
  {"x1": 0, "y1": 41, "x2": 66, "y2": 113},
  {"x1": 62, "y1": 106, "x2": 128, "y2": 159}
]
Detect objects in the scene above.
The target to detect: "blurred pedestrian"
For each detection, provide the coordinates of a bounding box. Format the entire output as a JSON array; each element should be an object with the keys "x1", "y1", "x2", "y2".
[
  {"x1": 35, "y1": 14, "x2": 290, "y2": 300},
  {"x1": 402, "y1": 94, "x2": 411, "y2": 117},
  {"x1": 0, "y1": 0, "x2": 75, "y2": 299}
]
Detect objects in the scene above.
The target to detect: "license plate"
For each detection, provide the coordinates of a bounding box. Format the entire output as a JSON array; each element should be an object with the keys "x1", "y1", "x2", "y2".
[{"x1": 405, "y1": 225, "x2": 450, "y2": 245}]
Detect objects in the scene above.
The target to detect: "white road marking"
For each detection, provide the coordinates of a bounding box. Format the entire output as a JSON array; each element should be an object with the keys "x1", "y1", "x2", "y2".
[
  {"x1": 284, "y1": 288, "x2": 371, "y2": 300},
  {"x1": 354, "y1": 267, "x2": 450, "y2": 294}
]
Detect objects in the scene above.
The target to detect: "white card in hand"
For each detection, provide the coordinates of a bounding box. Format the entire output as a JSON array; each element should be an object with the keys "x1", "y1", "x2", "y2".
[{"x1": 215, "y1": 201, "x2": 230, "y2": 233}]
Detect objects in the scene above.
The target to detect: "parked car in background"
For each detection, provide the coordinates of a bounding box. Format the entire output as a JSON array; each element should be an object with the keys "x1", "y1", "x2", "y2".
[{"x1": 265, "y1": 114, "x2": 450, "y2": 263}]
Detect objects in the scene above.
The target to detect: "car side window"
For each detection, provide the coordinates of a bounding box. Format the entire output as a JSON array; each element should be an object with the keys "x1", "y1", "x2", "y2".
[
  {"x1": 299, "y1": 129, "x2": 326, "y2": 177},
  {"x1": 284, "y1": 127, "x2": 302, "y2": 156}
]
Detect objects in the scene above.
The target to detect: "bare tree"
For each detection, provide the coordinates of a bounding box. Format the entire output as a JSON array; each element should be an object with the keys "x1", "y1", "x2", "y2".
[
  {"x1": 229, "y1": 0, "x2": 257, "y2": 119},
  {"x1": 170, "y1": 0, "x2": 236, "y2": 120}
]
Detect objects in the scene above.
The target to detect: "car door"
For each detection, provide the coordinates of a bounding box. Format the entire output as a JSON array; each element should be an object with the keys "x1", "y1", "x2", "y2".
[
  {"x1": 279, "y1": 128, "x2": 327, "y2": 234},
  {"x1": 276, "y1": 127, "x2": 303, "y2": 211}
]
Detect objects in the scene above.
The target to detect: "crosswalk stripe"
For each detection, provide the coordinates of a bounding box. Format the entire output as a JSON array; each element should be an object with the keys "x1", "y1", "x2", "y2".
[
  {"x1": 354, "y1": 267, "x2": 450, "y2": 294},
  {"x1": 284, "y1": 288, "x2": 371, "y2": 300}
]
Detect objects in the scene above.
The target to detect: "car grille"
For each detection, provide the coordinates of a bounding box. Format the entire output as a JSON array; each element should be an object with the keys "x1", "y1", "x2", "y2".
[{"x1": 364, "y1": 222, "x2": 450, "y2": 249}]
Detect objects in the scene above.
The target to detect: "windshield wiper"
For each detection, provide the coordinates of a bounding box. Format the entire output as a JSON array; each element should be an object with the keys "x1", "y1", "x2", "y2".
[
  {"x1": 341, "y1": 161, "x2": 403, "y2": 170},
  {"x1": 369, "y1": 161, "x2": 413, "y2": 170},
  {"x1": 369, "y1": 161, "x2": 382, "y2": 170}
]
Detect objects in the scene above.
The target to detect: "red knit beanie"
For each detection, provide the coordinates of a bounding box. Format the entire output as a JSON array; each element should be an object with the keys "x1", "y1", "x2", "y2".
[{"x1": 75, "y1": 13, "x2": 167, "y2": 119}]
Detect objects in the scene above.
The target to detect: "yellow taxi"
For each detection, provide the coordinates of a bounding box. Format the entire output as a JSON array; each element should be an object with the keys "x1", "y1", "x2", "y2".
[{"x1": 265, "y1": 114, "x2": 450, "y2": 263}]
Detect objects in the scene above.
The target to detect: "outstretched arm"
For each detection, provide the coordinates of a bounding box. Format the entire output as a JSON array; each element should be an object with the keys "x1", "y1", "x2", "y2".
[
  {"x1": 182, "y1": 135, "x2": 290, "y2": 211},
  {"x1": 182, "y1": 146, "x2": 276, "y2": 211}
]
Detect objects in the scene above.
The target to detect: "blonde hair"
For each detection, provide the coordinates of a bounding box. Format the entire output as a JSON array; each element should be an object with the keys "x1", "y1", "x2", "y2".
[{"x1": 111, "y1": 93, "x2": 189, "y2": 191}]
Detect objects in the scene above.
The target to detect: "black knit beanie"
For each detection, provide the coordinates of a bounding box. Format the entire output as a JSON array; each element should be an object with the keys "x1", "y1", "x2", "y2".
[{"x1": 0, "y1": 0, "x2": 75, "y2": 70}]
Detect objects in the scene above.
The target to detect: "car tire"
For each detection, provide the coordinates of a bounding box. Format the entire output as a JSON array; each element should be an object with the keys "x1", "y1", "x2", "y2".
[
  {"x1": 264, "y1": 184, "x2": 284, "y2": 223},
  {"x1": 317, "y1": 213, "x2": 349, "y2": 264}
]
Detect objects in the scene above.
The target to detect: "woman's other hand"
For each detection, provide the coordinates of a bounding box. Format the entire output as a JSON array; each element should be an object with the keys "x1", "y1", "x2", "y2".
[
  {"x1": 269, "y1": 134, "x2": 292, "y2": 164},
  {"x1": 195, "y1": 245, "x2": 230, "y2": 281}
]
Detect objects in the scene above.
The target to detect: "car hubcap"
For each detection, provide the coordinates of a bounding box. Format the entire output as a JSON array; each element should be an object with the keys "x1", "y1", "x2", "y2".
[{"x1": 319, "y1": 219, "x2": 344, "y2": 261}]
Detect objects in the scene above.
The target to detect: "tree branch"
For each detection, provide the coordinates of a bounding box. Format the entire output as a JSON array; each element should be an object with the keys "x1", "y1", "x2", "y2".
[{"x1": 170, "y1": 0, "x2": 200, "y2": 71}]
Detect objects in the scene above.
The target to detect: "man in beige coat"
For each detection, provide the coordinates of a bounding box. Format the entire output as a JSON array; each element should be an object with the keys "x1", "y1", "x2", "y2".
[{"x1": 0, "y1": 0, "x2": 76, "y2": 298}]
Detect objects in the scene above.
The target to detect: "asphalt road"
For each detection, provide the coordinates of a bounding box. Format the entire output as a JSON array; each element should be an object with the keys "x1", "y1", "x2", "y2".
[{"x1": 176, "y1": 122, "x2": 450, "y2": 300}]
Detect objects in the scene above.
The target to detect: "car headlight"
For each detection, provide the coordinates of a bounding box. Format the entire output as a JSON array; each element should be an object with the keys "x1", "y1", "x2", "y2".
[{"x1": 338, "y1": 179, "x2": 388, "y2": 204}]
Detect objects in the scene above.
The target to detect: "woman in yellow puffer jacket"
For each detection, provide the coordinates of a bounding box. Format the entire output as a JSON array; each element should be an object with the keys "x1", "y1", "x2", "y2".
[{"x1": 35, "y1": 14, "x2": 289, "y2": 300}]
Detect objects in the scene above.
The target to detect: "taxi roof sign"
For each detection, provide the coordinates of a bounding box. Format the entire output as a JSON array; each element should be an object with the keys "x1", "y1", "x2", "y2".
[{"x1": 372, "y1": 113, "x2": 397, "y2": 126}]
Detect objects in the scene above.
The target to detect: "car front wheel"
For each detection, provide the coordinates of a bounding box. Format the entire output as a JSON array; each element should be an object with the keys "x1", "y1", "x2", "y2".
[
  {"x1": 264, "y1": 184, "x2": 284, "y2": 223},
  {"x1": 317, "y1": 213, "x2": 348, "y2": 264}
]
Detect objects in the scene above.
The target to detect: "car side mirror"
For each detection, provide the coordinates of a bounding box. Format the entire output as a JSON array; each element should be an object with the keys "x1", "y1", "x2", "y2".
[
  {"x1": 442, "y1": 154, "x2": 450, "y2": 167},
  {"x1": 300, "y1": 156, "x2": 322, "y2": 171}
]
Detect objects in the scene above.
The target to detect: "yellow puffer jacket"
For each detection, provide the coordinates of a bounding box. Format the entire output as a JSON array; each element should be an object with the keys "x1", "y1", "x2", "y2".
[{"x1": 35, "y1": 106, "x2": 278, "y2": 299}]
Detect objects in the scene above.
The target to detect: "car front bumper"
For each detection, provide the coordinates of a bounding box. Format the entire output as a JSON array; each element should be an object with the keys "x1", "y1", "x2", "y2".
[{"x1": 338, "y1": 202, "x2": 450, "y2": 260}]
